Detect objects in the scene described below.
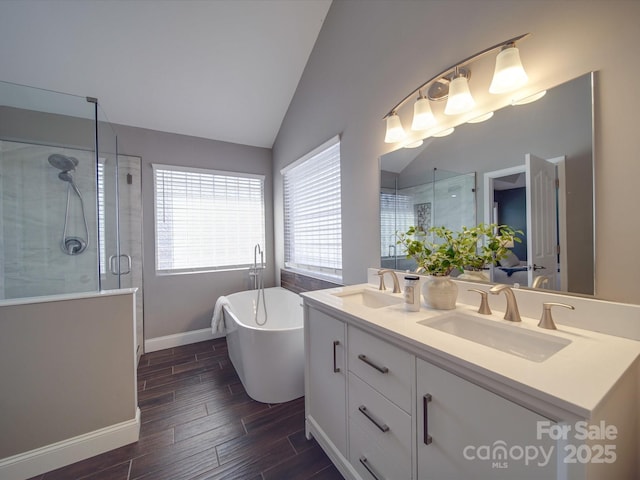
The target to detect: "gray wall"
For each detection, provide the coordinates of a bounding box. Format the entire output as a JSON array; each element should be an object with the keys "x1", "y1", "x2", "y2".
[
  {"x1": 1, "y1": 105, "x2": 274, "y2": 342},
  {"x1": 272, "y1": 0, "x2": 640, "y2": 305},
  {"x1": 0, "y1": 292, "x2": 137, "y2": 458},
  {"x1": 115, "y1": 126, "x2": 274, "y2": 339}
]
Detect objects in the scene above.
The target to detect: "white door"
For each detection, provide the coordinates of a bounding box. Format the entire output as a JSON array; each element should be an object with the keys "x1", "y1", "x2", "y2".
[{"x1": 525, "y1": 154, "x2": 558, "y2": 289}]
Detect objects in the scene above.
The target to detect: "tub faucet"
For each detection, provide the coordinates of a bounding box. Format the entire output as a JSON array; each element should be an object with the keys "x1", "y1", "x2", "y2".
[
  {"x1": 489, "y1": 284, "x2": 521, "y2": 322},
  {"x1": 377, "y1": 269, "x2": 401, "y2": 293}
]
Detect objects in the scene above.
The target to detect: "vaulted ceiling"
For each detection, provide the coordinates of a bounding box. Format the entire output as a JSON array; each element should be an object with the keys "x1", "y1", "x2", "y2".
[{"x1": 0, "y1": 0, "x2": 332, "y2": 148}]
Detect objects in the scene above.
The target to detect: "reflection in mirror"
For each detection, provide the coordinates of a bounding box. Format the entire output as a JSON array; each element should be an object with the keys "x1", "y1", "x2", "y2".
[{"x1": 380, "y1": 73, "x2": 594, "y2": 296}]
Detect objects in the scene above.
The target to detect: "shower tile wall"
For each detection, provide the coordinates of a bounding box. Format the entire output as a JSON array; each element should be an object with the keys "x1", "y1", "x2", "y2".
[{"x1": 0, "y1": 141, "x2": 98, "y2": 299}]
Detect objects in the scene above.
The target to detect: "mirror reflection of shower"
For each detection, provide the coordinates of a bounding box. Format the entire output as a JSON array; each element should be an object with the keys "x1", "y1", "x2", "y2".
[{"x1": 48, "y1": 154, "x2": 90, "y2": 255}]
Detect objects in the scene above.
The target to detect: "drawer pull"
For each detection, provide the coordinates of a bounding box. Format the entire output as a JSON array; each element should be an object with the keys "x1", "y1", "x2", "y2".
[
  {"x1": 332, "y1": 340, "x2": 340, "y2": 373},
  {"x1": 358, "y1": 354, "x2": 389, "y2": 374},
  {"x1": 358, "y1": 405, "x2": 390, "y2": 433},
  {"x1": 423, "y1": 393, "x2": 433, "y2": 445},
  {"x1": 359, "y1": 456, "x2": 385, "y2": 480}
]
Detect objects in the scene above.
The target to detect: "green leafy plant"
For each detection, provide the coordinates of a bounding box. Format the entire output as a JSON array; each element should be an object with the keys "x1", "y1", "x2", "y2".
[
  {"x1": 396, "y1": 225, "x2": 463, "y2": 276},
  {"x1": 396, "y1": 223, "x2": 523, "y2": 275},
  {"x1": 457, "y1": 223, "x2": 522, "y2": 271}
]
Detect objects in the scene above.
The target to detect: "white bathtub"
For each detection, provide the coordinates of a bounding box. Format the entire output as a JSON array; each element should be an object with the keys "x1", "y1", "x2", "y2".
[{"x1": 223, "y1": 287, "x2": 304, "y2": 404}]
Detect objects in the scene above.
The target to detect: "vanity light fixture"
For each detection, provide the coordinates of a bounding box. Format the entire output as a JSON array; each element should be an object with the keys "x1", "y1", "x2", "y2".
[
  {"x1": 383, "y1": 33, "x2": 530, "y2": 144},
  {"x1": 444, "y1": 68, "x2": 476, "y2": 115},
  {"x1": 384, "y1": 111, "x2": 406, "y2": 143},
  {"x1": 411, "y1": 90, "x2": 436, "y2": 130},
  {"x1": 489, "y1": 43, "x2": 529, "y2": 94},
  {"x1": 467, "y1": 111, "x2": 494, "y2": 124},
  {"x1": 512, "y1": 90, "x2": 547, "y2": 105},
  {"x1": 404, "y1": 139, "x2": 424, "y2": 148},
  {"x1": 432, "y1": 127, "x2": 455, "y2": 138}
]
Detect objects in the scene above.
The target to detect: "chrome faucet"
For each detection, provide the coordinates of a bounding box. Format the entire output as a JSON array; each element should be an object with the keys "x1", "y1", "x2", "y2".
[
  {"x1": 377, "y1": 269, "x2": 401, "y2": 293},
  {"x1": 489, "y1": 284, "x2": 521, "y2": 322}
]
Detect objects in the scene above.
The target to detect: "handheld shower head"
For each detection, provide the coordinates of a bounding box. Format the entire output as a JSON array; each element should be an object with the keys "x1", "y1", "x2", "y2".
[{"x1": 58, "y1": 171, "x2": 82, "y2": 196}]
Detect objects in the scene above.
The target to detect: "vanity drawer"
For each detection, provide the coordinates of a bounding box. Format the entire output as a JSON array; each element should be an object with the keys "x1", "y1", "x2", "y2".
[
  {"x1": 348, "y1": 373, "x2": 411, "y2": 464},
  {"x1": 348, "y1": 326, "x2": 412, "y2": 412},
  {"x1": 349, "y1": 418, "x2": 412, "y2": 480}
]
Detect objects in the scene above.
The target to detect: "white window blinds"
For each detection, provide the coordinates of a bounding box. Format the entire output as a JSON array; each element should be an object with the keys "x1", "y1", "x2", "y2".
[
  {"x1": 153, "y1": 165, "x2": 265, "y2": 273},
  {"x1": 380, "y1": 191, "x2": 414, "y2": 257},
  {"x1": 283, "y1": 136, "x2": 342, "y2": 280}
]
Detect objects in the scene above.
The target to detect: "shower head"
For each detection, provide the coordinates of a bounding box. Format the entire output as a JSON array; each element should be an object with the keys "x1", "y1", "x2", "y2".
[
  {"x1": 58, "y1": 171, "x2": 82, "y2": 196},
  {"x1": 58, "y1": 171, "x2": 74, "y2": 183},
  {"x1": 48, "y1": 154, "x2": 78, "y2": 172}
]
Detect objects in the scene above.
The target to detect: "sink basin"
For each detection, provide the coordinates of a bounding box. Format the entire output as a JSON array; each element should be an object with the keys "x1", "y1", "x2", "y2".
[
  {"x1": 418, "y1": 313, "x2": 571, "y2": 362},
  {"x1": 334, "y1": 289, "x2": 404, "y2": 309}
]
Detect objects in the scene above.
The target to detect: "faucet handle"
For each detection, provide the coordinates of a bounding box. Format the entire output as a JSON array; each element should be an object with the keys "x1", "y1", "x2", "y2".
[
  {"x1": 538, "y1": 302, "x2": 575, "y2": 330},
  {"x1": 377, "y1": 271, "x2": 386, "y2": 291},
  {"x1": 468, "y1": 289, "x2": 492, "y2": 315}
]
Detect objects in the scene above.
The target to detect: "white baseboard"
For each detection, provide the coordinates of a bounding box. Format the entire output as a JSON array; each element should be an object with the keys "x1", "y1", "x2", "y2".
[
  {"x1": 145, "y1": 328, "x2": 225, "y2": 353},
  {"x1": 0, "y1": 408, "x2": 140, "y2": 480}
]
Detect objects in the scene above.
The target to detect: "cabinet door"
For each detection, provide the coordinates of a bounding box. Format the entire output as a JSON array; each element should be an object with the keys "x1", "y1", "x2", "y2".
[
  {"x1": 417, "y1": 358, "x2": 557, "y2": 480},
  {"x1": 306, "y1": 307, "x2": 347, "y2": 455}
]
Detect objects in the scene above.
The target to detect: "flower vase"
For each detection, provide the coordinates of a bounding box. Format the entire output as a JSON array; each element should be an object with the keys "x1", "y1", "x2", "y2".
[
  {"x1": 422, "y1": 275, "x2": 458, "y2": 310},
  {"x1": 457, "y1": 269, "x2": 489, "y2": 282}
]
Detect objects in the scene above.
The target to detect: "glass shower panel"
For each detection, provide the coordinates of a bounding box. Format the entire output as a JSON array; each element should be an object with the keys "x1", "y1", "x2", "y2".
[
  {"x1": 432, "y1": 168, "x2": 476, "y2": 232},
  {"x1": 0, "y1": 81, "x2": 99, "y2": 300},
  {"x1": 96, "y1": 105, "x2": 121, "y2": 291}
]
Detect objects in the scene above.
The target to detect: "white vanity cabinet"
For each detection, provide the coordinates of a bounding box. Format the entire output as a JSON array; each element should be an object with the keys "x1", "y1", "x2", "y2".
[
  {"x1": 347, "y1": 327, "x2": 413, "y2": 480},
  {"x1": 303, "y1": 287, "x2": 640, "y2": 480},
  {"x1": 416, "y1": 358, "x2": 557, "y2": 480},
  {"x1": 305, "y1": 306, "x2": 347, "y2": 456}
]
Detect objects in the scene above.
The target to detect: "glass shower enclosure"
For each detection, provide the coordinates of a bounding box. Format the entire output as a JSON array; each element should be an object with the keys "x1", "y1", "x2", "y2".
[
  {"x1": 380, "y1": 167, "x2": 476, "y2": 271},
  {"x1": 0, "y1": 80, "x2": 137, "y2": 300}
]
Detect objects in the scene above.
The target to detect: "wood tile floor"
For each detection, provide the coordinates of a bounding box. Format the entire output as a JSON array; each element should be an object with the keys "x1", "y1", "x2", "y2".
[{"x1": 32, "y1": 338, "x2": 344, "y2": 480}]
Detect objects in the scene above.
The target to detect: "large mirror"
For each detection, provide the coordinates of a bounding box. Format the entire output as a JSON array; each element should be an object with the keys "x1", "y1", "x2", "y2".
[{"x1": 380, "y1": 73, "x2": 594, "y2": 296}]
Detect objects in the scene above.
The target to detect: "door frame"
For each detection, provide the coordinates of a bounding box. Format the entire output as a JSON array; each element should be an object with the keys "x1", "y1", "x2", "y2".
[{"x1": 483, "y1": 156, "x2": 566, "y2": 288}]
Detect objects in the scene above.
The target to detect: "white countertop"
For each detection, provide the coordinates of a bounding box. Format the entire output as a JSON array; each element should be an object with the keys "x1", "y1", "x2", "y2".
[{"x1": 302, "y1": 283, "x2": 640, "y2": 421}]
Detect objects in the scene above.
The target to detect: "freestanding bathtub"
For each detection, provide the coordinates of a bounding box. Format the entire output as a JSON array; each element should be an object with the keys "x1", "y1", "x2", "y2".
[{"x1": 223, "y1": 286, "x2": 304, "y2": 404}]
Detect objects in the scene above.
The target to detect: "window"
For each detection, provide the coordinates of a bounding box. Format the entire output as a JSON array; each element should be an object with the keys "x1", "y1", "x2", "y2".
[
  {"x1": 283, "y1": 136, "x2": 342, "y2": 281},
  {"x1": 153, "y1": 165, "x2": 265, "y2": 273},
  {"x1": 380, "y1": 191, "x2": 414, "y2": 257}
]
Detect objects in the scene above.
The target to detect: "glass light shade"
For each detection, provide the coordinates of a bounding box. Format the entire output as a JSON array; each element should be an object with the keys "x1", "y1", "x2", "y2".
[
  {"x1": 444, "y1": 75, "x2": 475, "y2": 115},
  {"x1": 404, "y1": 139, "x2": 424, "y2": 148},
  {"x1": 467, "y1": 111, "x2": 494, "y2": 124},
  {"x1": 512, "y1": 90, "x2": 547, "y2": 105},
  {"x1": 411, "y1": 97, "x2": 436, "y2": 130},
  {"x1": 384, "y1": 113, "x2": 406, "y2": 143},
  {"x1": 489, "y1": 46, "x2": 528, "y2": 94},
  {"x1": 433, "y1": 127, "x2": 455, "y2": 137}
]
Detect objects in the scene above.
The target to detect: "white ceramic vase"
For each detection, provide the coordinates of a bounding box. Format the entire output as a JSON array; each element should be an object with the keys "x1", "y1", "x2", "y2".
[
  {"x1": 457, "y1": 269, "x2": 489, "y2": 282},
  {"x1": 422, "y1": 275, "x2": 458, "y2": 310}
]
